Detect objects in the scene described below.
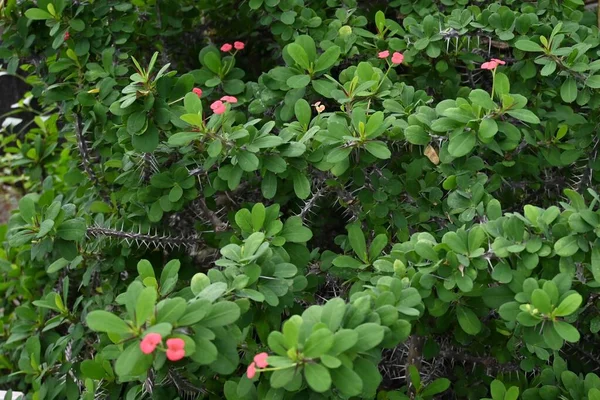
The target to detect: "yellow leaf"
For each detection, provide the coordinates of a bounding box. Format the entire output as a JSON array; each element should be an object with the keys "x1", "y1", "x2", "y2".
[{"x1": 424, "y1": 145, "x2": 440, "y2": 165}]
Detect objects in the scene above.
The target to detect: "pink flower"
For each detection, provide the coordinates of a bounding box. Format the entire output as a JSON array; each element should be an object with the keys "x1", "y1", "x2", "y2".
[
  {"x1": 220, "y1": 95, "x2": 238, "y2": 103},
  {"x1": 246, "y1": 362, "x2": 257, "y2": 379},
  {"x1": 210, "y1": 100, "x2": 227, "y2": 115},
  {"x1": 192, "y1": 88, "x2": 203, "y2": 98},
  {"x1": 313, "y1": 101, "x2": 325, "y2": 113},
  {"x1": 221, "y1": 43, "x2": 233, "y2": 52},
  {"x1": 166, "y1": 338, "x2": 185, "y2": 361},
  {"x1": 140, "y1": 333, "x2": 162, "y2": 354},
  {"x1": 391, "y1": 52, "x2": 404, "y2": 65},
  {"x1": 378, "y1": 50, "x2": 390, "y2": 59},
  {"x1": 253, "y1": 352, "x2": 269, "y2": 368},
  {"x1": 64, "y1": 31, "x2": 70, "y2": 41},
  {"x1": 234, "y1": 41, "x2": 245, "y2": 50},
  {"x1": 481, "y1": 60, "x2": 499, "y2": 70},
  {"x1": 491, "y1": 58, "x2": 506, "y2": 65}
]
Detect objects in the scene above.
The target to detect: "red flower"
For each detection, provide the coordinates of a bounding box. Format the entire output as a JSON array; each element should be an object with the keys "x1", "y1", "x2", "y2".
[
  {"x1": 491, "y1": 58, "x2": 506, "y2": 65},
  {"x1": 166, "y1": 338, "x2": 185, "y2": 361},
  {"x1": 192, "y1": 88, "x2": 203, "y2": 98},
  {"x1": 378, "y1": 50, "x2": 390, "y2": 59},
  {"x1": 246, "y1": 362, "x2": 257, "y2": 379},
  {"x1": 220, "y1": 95, "x2": 238, "y2": 103},
  {"x1": 253, "y1": 352, "x2": 269, "y2": 368},
  {"x1": 391, "y1": 52, "x2": 404, "y2": 65},
  {"x1": 221, "y1": 43, "x2": 233, "y2": 52},
  {"x1": 234, "y1": 41, "x2": 245, "y2": 50},
  {"x1": 210, "y1": 100, "x2": 227, "y2": 115},
  {"x1": 140, "y1": 333, "x2": 162, "y2": 354},
  {"x1": 64, "y1": 31, "x2": 70, "y2": 41}
]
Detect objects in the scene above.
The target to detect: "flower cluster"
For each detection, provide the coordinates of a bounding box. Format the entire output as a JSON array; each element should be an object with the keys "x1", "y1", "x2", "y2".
[
  {"x1": 246, "y1": 352, "x2": 269, "y2": 379},
  {"x1": 481, "y1": 58, "x2": 506, "y2": 70},
  {"x1": 221, "y1": 41, "x2": 245, "y2": 52},
  {"x1": 139, "y1": 333, "x2": 185, "y2": 361},
  {"x1": 378, "y1": 50, "x2": 404, "y2": 65},
  {"x1": 210, "y1": 96, "x2": 238, "y2": 115}
]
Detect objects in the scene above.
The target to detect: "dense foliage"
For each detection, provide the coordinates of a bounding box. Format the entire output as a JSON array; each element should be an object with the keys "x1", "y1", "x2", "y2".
[{"x1": 1, "y1": 0, "x2": 600, "y2": 399}]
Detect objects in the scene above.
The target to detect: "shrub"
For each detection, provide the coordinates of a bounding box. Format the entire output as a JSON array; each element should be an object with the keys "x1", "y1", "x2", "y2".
[{"x1": 1, "y1": 0, "x2": 600, "y2": 399}]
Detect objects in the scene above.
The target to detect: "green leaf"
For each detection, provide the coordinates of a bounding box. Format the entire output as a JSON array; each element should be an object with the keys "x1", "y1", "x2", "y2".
[
  {"x1": 352, "y1": 323, "x2": 384, "y2": 352},
  {"x1": 327, "y1": 147, "x2": 352, "y2": 163},
  {"x1": 553, "y1": 321, "x2": 580, "y2": 343},
  {"x1": 156, "y1": 298, "x2": 187, "y2": 324},
  {"x1": 86, "y1": 310, "x2": 132, "y2": 335},
  {"x1": 315, "y1": 46, "x2": 341, "y2": 72},
  {"x1": 304, "y1": 363, "x2": 331, "y2": 393},
  {"x1": 287, "y1": 74, "x2": 311, "y2": 89},
  {"x1": 281, "y1": 216, "x2": 313, "y2": 242},
  {"x1": 190, "y1": 337, "x2": 218, "y2": 364},
  {"x1": 203, "y1": 51, "x2": 222, "y2": 74},
  {"x1": 554, "y1": 293, "x2": 582, "y2": 317},
  {"x1": 330, "y1": 329, "x2": 358, "y2": 355},
  {"x1": 200, "y1": 301, "x2": 240, "y2": 327},
  {"x1": 249, "y1": 0, "x2": 263, "y2": 9},
  {"x1": 321, "y1": 298, "x2": 346, "y2": 332},
  {"x1": 585, "y1": 75, "x2": 600, "y2": 89},
  {"x1": 554, "y1": 235, "x2": 579, "y2": 257},
  {"x1": 251, "y1": 203, "x2": 266, "y2": 231},
  {"x1": 369, "y1": 234, "x2": 388, "y2": 260},
  {"x1": 25, "y1": 8, "x2": 54, "y2": 20},
  {"x1": 506, "y1": 109, "x2": 540, "y2": 124},
  {"x1": 592, "y1": 245, "x2": 600, "y2": 283},
  {"x1": 479, "y1": 118, "x2": 498, "y2": 142},
  {"x1": 184, "y1": 92, "x2": 202, "y2": 114},
  {"x1": 347, "y1": 223, "x2": 368, "y2": 263},
  {"x1": 237, "y1": 151, "x2": 260, "y2": 171},
  {"x1": 448, "y1": 130, "x2": 475, "y2": 157},
  {"x1": 303, "y1": 329, "x2": 334, "y2": 358},
  {"x1": 469, "y1": 89, "x2": 497, "y2": 110},
  {"x1": 37, "y1": 219, "x2": 55, "y2": 238},
  {"x1": 137, "y1": 260, "x2": 155, "y2": 280},
  {"x1": 515, "y1": 40, "x2": 544, "y2": 52},
  {"x1": 56, "y1": 219, "x2": 86, "y2": 241},
  {"x1": 270, "y1": 367, "x2": 296, "y2": 388},
  {"x1": 495, "y1": 73, "x2": 510, "y2": 97},
  {"x1": 19, "y1": 196, "x2": 36, "y2": 223},
  {"x1": 332, "y1": 255, "x2": 365, "y2": 269},
  {"x1": 531, "y1": 289, "x2": 552, "y2": 314},
  {"x1": 442, "y1": 231, "x2": 468, "y2": 254},
  {"x1": 490, "y1": 380, "x2": 506, "y2": 400},
  {"x1": 295, "y1": 99, "x2": 312, "y2": 127},
  {"x1": 178, "y1": 300, "x2": 212, "y2": 326},
  {"x1": 115, "y1": 341, "x2": 153, "y2": 377},
  {"x1": 560, "y1": 77, "x2": 577, "y2": 103},
  {"x1": 208, "y1": 140, "x2": 223, "y2": 157},
  {"x1": 456, "y1": 306, "x2": 481, "y2": 335},
  {"x1": 364, "y1": 141, "x2": 391, "y2": 159},
  {"x1": 421, "y1": 378, "x2": 451, "y2": 397},
  {"x1": 331, "y1": 365, "x2": 363, "y2": 397},
  {"x1": 169, "y1": 185, "x2": 183, "y2": 202},
  {"x1": 292, "y1": 171, "x2": 311, "y2": 199},
  {"x1": 127, "y1": 111, "x2": 147, "y2": 134},
  {"x1": 589, "y1": 388, "x2": 600, "y2": 400},
  {"x1": 80, "y1": 360, "x2": 107, "y2": 380},
  {"x1": 47, "y1": 258, "x2": 69, "y2": 274},
  {"x1": 135, "y1": 287, "x2": 157, "y2": 327},
  {"x1": 286, "y1": 43, "x2": 310, "y2": 70}
]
